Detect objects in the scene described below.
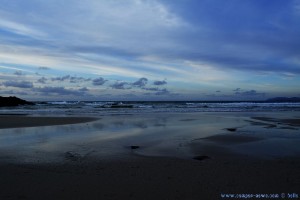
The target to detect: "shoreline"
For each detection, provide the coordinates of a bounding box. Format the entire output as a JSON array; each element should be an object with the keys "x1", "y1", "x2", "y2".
[{"x1": 0, "y1": 111, "x2": 299, "y2": 128}]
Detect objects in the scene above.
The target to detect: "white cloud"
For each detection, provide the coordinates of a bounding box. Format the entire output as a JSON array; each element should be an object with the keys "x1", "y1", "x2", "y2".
[
  {"x1": 0, "y1": 65, "x2": 35, "y2": 74},
  {"x1": 0, "y1": 0, "x2": 190, "y2": 80},
  {"x1": 0, "y1": 18, "x2": 46, "y2": 38},
  {"x1": 5, "y1": 0, "x2": 188, "y2": 46}
]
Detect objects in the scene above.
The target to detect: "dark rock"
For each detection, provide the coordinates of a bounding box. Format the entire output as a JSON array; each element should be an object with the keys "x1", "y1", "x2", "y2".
[
  {"x1": 0, "y1": 96, "x2": 34, "y2": 107},
  {"x1": 193, "y1": 155, "x2": 211, "y2": 161}
]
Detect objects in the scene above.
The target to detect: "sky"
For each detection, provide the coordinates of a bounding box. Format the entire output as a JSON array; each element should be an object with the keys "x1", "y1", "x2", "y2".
[{"x1": 0, "y1": 0, "x2": 300, "y2": 101}]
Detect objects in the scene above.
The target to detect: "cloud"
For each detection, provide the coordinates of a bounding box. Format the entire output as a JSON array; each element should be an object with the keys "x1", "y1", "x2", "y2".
[
  {"x1": 0, "y1": 1, "x2": 299, "y2": 100},
  {"x1": 0, "y1": 0, "x2": 189, "y2": 75},
  {"x1": 2, "y1": 81, "x2": 33, "y2": 88},
  {"x1": 106, "y1": 77, "x2": 171, "y2": 94},
  {"x1": 51, "y1": 75, "x2": 91, "y2": 83},
  {"x1": 0, "y1": 18, "x2": 46, "y2": 38},
  {"x1": 111, "y1": 81, "x2": 131, "y2": 90},
  {"x1": 14, "y1": 70, "x2": 24, "y2": 76},
  {"x1": 69, "y1": 45, "x2": 140, "y2": 59},
  {"x1": 153, "y1": 80, "x2": 167, "y2": 85},
  {"x1": 70, "y1": 76, "x2": 91, "y2": 83},
  {"x1": 215, "y1": 90, "x2": 221, "y2": 93},
  {"x1": 109, "y1": 77, "x2": 155, "y2": 89},
  {"x1": 132, "y1": 77, "x2": 148, "y2": 87},
  {"x1": 154, "y1": 88, "x2": 170, "y2": 95},
  {"x1": 0, "y1": 90, "x2": 28, "y2": 96},
  {"x1": 37, "y1": 77, "x2": 47, "y2": 84},
  {"x1": 235, "y1": 90, "x2": 265, "y2": 96},
  {"x1": 79, "y1": 87, "x2": 89, "y2": 92},
  {"x1": 232, "y1": 88, "x2": 265, "y2": 96},
  {"x1": 92, "y1": 77, "x2": 106, "y2": 86},
  {"x1": 38, "y1": 66, "x2": 50, "y2": 70},
  {"x1": 51, "y1": 75, "x2": 71, "y2": 82},
  {"x1": 143, "y1": 87, "x2": 170, "y2": 95},
  {"x1": 34, "y1": 86, "x2": 87, "y2": 96},
  {"x1": 143, "y1": 87, "x2": 160, "y2": 91}
]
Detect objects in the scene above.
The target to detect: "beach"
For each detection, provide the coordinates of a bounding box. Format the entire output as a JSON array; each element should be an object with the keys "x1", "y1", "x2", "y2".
[
  {"x1": 1, "y1": 0, "x2": 300, "y2": 198},
  {"x1": 0, "y1": 112, "x2": 299, "y2": 199},
  {"x1": 0, "y1": 115, "x2": 97, "y2": 129}
]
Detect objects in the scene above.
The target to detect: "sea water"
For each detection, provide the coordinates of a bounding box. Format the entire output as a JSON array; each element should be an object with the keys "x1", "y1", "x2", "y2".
[{"x1": 1, "y1": 101, "x2": 300, "y2": 116}]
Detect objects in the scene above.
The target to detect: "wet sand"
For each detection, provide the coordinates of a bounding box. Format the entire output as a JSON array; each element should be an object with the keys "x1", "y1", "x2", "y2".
[
  {"x1": 252, "y1": 116, "x2": 300, "y2": 126},
  {"x1": 0, "y1": 116, "x2": 97, "y2": 129},
  {"x1": 0, "y1": 113, "x2": 299, "y2": 199}
]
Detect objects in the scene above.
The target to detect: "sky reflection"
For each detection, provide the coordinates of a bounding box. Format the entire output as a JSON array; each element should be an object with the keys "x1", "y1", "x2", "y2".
[{"x1": 0, "y1": 112, "x2": 299, "y2": 163}]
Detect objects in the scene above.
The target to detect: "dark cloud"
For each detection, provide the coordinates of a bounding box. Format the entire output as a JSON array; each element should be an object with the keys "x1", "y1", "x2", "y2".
[
  {"x1": 146, "y1": 1, "x2": 300, "y2": 75},
  {"x1": 79, "y1": 87, "x2": 89, "y2": 92},
  {"x1": 235, "y1": 90, "x2": 265, "y2": 96},
  {"x1": 38, "y1": 66, "x2": 50, "y2": 70},
  {"x1": 111, "y1": 81, "x2": 130, "y2": 89},
  {"x1": 34, "y1": 86, "x2": 87, "y2": 96},
  {"x1": 0, "y1": 90, "x2": 28, "y2": 95},
  {"x1": 14, "y1": 70, "x2": 24, "y2": 76},
  {"x1": 232, "y1": 88, "x2": 265, "y2": 96},
  {"x1": 110, "y1": 77, "x2": 149, "y2": 89},
  {"x1": 51, "y1": 75, "x2": 91, "y2": 83},
  {"x1": 37, "y1": 77, "x2": 47, "y2": 84},
  {"x1": 155, "y1": 88, "x2": 170, "y2": 95},
  {"x1": 215, "y1": 90, "x2": 221, "y2": 93},
  {"x1": 3, "y1": 81, "x2": 33, "y2": 88},
  {"x1": 143, "y1": 87, "x2": 160, "y2": 91},
  {"x1": 51, "y1": 75, "x2": 71, "y2": 81},
  {"x1": 132, "y1": 77, "x2": 148, "y2": 87},
  {"x1": 153, "y1": 80, "x2": 167, "y2": 85},
  {"x1": 143, "y1": 87, "x2": 170, "y2": 95},
  {"x1": 92, "y1": 77, "x2": 106, "y2": 86},
  {"x1": 70, "y1": 77, "x2": 91, "y2": 83}
]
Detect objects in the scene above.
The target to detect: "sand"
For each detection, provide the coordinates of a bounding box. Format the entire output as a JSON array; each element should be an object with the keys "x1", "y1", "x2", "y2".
[
  {"x1": 252, "y1": 116, "x2": 300, "y2": 126},
  {"x1": 0, "y1": 116, "x2": 97, "y2": 129},
  {"x1": 0, "y1": 156, "x2": 299, "y2": 200},
  {"x1": 0, "y1": 113, "x2": 299, "y2": 199}
]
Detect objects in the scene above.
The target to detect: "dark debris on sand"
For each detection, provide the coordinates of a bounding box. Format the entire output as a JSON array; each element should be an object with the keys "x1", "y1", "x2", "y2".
[
  {"x1": 130, "y1": 146, "x2": 140, "y2": 150},
  {"x1": 226, "y1": 128, "x2": 237, "y2": 132},
  {"x1": 193, "y1": 155, "x2": 211, "y2": 161},
  {"x1": 65, "y1": 151, "x2": 82, "y2": 162}
]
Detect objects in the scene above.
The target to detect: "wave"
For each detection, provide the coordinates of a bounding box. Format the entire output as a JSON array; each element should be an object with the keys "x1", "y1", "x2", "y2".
[{"x1": 1, "y1": 101, "x2": 300, "y2": 115}]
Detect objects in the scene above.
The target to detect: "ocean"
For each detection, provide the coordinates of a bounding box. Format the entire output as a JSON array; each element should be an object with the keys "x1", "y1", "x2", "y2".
[{"x1": 1, "y1": 101, "x2": 300, "y2": 116}]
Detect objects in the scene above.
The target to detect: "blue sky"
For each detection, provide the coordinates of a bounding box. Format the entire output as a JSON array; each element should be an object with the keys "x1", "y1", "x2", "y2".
[{"x1": 0, "y1": 0, "x2": 300, "y2": 101}]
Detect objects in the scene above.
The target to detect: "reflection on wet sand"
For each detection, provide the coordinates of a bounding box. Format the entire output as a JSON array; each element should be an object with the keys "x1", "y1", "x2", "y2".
[{"x1": 0, "y1": 112, "x2": 300, "y2": 164}]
